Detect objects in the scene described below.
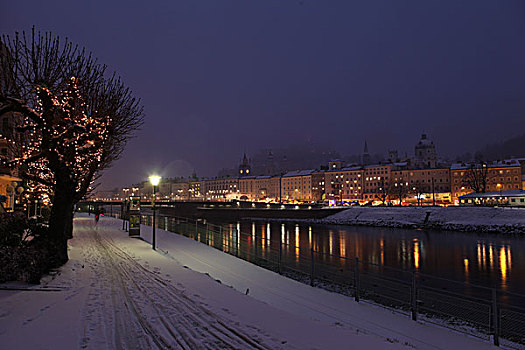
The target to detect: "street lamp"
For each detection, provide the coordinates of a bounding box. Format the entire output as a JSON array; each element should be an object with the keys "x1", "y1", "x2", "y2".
[{"x1": 149, "y1": 175, "x2": 161, "y2": 250}]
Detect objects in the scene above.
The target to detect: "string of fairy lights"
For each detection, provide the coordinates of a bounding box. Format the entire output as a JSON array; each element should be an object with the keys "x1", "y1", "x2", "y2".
[{"x1": 1, "y1": 75, "x2": 111, "y2": 204}]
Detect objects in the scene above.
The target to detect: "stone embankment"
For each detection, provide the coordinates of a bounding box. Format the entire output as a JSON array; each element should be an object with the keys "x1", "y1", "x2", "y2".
[{"x1": 319, "y1": 206, "x2": 525, "y2": 234}]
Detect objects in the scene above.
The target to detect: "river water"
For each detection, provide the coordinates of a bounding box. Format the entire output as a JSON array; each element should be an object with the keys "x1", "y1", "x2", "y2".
[{"x1": 211, "y1": 220, "x2": 524, "y2": 296}]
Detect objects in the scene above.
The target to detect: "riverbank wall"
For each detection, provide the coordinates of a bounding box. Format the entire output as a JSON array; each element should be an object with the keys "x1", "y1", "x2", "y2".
[{"x1": 319, "y1": 206, "x2": 525, "y2": 234}]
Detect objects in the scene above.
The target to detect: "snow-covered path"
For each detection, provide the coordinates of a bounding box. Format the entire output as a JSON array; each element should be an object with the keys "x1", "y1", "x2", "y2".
[
  {"x1": 0, "y1": 215, "x2": 409, "y2": 349},
  {"x1": 77, "y1": 219, "x2": 275, "y2": 349}
]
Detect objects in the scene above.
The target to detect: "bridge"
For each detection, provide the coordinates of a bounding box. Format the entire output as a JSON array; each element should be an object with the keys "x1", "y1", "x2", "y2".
[{"x1": 79, "y1": 200, "x2": 345, "y2": 220}]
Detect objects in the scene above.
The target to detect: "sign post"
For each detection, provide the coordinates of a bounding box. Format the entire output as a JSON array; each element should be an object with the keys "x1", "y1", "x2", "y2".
[{"x1": 128, "y1": 196, "x2": 141, "y2": 237}]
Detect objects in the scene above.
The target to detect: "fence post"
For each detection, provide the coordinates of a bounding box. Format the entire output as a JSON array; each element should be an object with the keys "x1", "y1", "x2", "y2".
[
  {"x1": 220, "y1": 226, "x2": 223, "y2": 251},
  {"x1": 195, "y1": 220, "x2": 198, "y2": 239},
  {"x1": 492, "y1": 288, "x2": 500, "y2": 346},
  {"x1": 310, "y1": 248, "x2": 315, "y2": 287},
  {"x1": 411, "y1": 270, "x2": 418, "y2": 321},
  {"x1": 278, "y1": 241, "x2": 282, "y2": 274},
  {"x1": 233, "y1": 226, "x2": 237, "y2": 256},
  {"x1": 354, "y1": 257, "x2": 360, "y2": 302}
]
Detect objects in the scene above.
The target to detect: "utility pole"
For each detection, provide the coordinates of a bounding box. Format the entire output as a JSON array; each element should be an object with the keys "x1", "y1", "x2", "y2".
[{"x1": 432, "y1": 177, "x2": 436, "y2": 206}]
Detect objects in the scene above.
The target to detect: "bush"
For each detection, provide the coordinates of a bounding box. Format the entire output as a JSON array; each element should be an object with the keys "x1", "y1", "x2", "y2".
[
  {"x1": 0, "y1": 212, "x2": 55, "y2": 283},
  {"x1": 0, "y1": 212, "x2": 29, "y2": 246},
  {"x1": 0, "y1": 212, "x2": 48, "y2": 246},
  {"x1": 40, "y1": 206, "x2": 51, "y2": 222},
  {"x1": 0, "y1": 243, "x2": 44, "y2": 283}
]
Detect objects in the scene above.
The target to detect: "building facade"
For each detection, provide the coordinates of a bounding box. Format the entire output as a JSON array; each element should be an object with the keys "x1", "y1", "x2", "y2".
[
  {"x1": 391, "y1": 167, "x2": 451, "y2": 205},
  {"x1": 280, "y1": 170, "x2": 315, "y2": 202},
  {"x1": 203, "y1": 177, "x2": 239, "y2": 200},
  {"x1": 324, "y1": 167, "x2": 363, "y2": 202},
  {"x1": 451, "y1": 162, "x2": 522, "y2": 203},
  {"x1": 363, "y1": 164, "x2": 392, "y2": 202}
]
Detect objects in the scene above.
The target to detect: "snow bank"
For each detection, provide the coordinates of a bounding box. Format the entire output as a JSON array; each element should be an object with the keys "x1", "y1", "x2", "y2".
[
  {"x1": 0, "y1": 214, "x2": 501, "y2": 349},
  {"x1": 0, "y1": 215, "x2": 405, "y2": 349},
  {"x1": 320, "y1": 207, "x2": 525, "y2": 233}
]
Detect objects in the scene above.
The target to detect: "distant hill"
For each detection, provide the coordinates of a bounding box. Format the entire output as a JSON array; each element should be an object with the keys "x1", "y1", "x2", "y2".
[{"x1": 476, "y1": 133, "x2": 525, "y2": 160}]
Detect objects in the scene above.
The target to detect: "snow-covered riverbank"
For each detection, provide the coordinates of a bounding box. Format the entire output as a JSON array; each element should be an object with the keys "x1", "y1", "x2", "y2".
[
  {"x1": 319, "y1": 206, "x2": 525, "y2": 234},
  {"x1": 0, "y1": 214, "x2": 499, "y2": 349}
]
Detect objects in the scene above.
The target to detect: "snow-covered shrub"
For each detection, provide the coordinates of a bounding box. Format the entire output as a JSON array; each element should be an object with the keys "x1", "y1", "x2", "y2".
[
  {"x1": 0, "y1": 212, "x2": 28, "y2": 246},
  {"x1": 0, "y1": 214, "x2": 53, "y2": 283},
  {"x1": 0, "y1": 240, "x2": 55, "y2": 284}
]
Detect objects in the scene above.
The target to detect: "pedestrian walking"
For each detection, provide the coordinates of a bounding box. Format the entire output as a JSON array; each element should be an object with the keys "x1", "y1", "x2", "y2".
[{"x1": 95, "y1": 210, "x2": 100, "y2": 225}]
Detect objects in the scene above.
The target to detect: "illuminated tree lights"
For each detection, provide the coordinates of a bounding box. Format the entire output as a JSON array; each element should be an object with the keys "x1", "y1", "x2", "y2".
[{"x1": 0, "y1": 29, "x2": 143, "y2": 263}]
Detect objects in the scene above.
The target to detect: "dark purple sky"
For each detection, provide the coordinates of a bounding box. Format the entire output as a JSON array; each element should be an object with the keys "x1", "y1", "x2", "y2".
[{"x1": 2, "y1": 1, "x2": 525, "y2": 189}]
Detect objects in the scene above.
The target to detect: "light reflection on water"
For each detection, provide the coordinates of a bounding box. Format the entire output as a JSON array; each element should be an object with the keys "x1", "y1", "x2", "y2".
[
  {"x1": 294, "y1": 225, "x2": 300, "y2": 262},
  {"x1": 500, "y1": 247, "x2": 507, "y2": 289},
  {"x1": 225, "y1": 221, "x2": 522, "y2": 293},
  {"x1": 413, "y1": 238, "x2": 420, "y2": 270}
]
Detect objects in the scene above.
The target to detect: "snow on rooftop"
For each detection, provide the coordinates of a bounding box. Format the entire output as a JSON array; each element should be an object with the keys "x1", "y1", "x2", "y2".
[
  {"x1": 282, "y1": 169, "x2": 316, "y2": 177},
  {"x1": 451, "y1": 162, "x2": 520, "y2": 170},
  {"x1": 340, "y1": 166, "x2": 362, "y2": 171}
]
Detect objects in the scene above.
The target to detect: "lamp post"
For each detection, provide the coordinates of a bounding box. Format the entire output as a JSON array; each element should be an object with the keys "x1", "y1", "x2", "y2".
[
  {"x1": 431, "y1": 177, "x2": 436, "y2": 206},
  {"x1": 149, "y1": 175, "x2": 161, "y2": 250}
]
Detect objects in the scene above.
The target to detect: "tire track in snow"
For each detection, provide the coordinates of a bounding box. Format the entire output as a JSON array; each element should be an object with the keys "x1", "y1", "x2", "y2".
[
  {"x1": 101, "y1": 237, "x2": 273, "y2": 350},
  {"x1": 77, "y1": 219, "x2": 277, "y2": 350}
]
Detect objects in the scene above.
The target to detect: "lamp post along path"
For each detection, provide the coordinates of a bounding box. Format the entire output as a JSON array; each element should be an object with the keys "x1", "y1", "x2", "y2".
[{"x1": 149, "y1": 176, "x2": 161, "y2": 250}]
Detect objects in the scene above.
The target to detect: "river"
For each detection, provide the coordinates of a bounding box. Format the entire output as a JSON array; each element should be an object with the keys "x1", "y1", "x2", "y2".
[{"x1": 209, "y1": 220, "x2": 524, "y2": 296}]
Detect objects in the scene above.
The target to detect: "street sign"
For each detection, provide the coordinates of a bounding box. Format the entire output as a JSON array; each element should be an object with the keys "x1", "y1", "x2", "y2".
[{"x1": 129, "y1": 195, "x2": 141, "y2": 237}]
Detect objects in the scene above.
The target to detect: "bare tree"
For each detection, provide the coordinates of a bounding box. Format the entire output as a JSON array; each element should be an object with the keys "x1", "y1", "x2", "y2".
[
  {"x1": 389, "y1": 180, "x2": 409, "y2": 206},
  {"x1": 375, "y1": 177, "x2": 389, "y2": 205},
  {"x1": 0, "y1": 29, "x2": 143, "y2": 263},
  {"x1": 462, "y1": 162, "x2": 495, "y2": 195},
  {"x1": 411, "y1": 183, "x2": 425, "y2": 206}
]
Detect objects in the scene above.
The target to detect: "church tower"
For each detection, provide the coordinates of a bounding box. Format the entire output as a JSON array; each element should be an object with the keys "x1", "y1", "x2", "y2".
[
  {"x1": 362, "y1": 140, "x2": 371, "y2": 165},
  {"x1": 266, "y1": 150, "x2": 276, "y2": 175},
  {"x1": 238, "y1": 153, "x2": 251, "y2": 176}
]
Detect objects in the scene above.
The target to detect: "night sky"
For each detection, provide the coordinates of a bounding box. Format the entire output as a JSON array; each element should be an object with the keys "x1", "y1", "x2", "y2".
[{"x1": 1, "y1": 1, "x2": 524, "y2": 189}]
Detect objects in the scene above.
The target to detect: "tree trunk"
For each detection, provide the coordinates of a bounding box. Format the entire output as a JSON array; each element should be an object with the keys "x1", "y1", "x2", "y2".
[{"x1": 48, "y1": 170, "x2": 75, "y2": 265}]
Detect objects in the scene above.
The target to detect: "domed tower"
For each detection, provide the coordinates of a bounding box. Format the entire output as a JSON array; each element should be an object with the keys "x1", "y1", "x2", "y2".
[
  {"x1": 238, "y1": 153, "x2": 251, "y2": 176},
  {"x1": 414, "y1": 133, "x2": 437, "y2": 168}
]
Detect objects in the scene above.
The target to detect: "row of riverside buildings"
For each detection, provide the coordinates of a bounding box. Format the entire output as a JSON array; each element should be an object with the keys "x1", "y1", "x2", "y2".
[{"x1": 109, "y1": 134, "x2": 525, "y2": 206}]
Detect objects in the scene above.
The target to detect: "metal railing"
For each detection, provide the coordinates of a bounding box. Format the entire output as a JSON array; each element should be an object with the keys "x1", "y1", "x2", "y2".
[{"x1": 122, "y1": 212, "x2": 524, "y2": 348}]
